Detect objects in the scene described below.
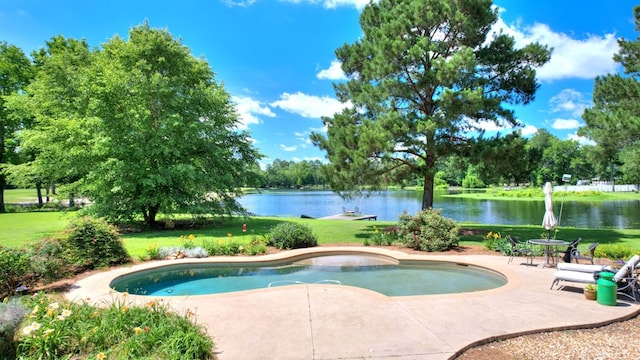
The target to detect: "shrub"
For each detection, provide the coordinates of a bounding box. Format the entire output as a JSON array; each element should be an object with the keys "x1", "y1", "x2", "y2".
[
  {"x1": 201, "y1": 239, "x2": 244, "y2": 256},
  {"x1": 595, "y1": 244, "x2": 635, "y2": 260},
  {"x1": 367, "y1": 226, "x2": 400, "y2": 246},
  {"x1": 61, "y1": 216, "x2": 130, "y2": 270},
  {"x1": 245, "y1": 236, "x2": 269, "y2": 255},
  {"x1": 267, "y1": 223, "x2": 318, "y2": 249},
  {"x1": 15, "y1": 293, "x2": 214, "y2": 359},
  {"x1": 30, "y1": 239, "x2": 73, "y2": 283},
  {"x1": 0, "y1": 247, "x2": 32, "y2": 298},
  {"x1": 397, "y1": 209, "x2": 459, "y2": 252},
  {"x1": 483, "y1": 231, "x2": 502, "y2": 251},
  {"x1": 0, "y1": 298, "x2": 29, "y2": 359}
]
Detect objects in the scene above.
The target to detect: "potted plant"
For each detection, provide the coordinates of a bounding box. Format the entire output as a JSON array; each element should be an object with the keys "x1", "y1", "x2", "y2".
[{"x1": 584, "y1": 283, "x2": 597, "y2": 300}]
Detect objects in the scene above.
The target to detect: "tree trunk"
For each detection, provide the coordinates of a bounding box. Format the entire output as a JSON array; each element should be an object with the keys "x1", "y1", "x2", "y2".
[
  {"x1": 610, "y1": 159, "x2": 615, "y2": 192},
  {"x1": 0, "y1": 174, "x2": 5, "y2": 213},
  {"x1": 421, "y1": 173, "x2": 434, "y2": 210},
  {"x1": 143, "y1": 203, "x2": 161, "y2": 228},
  {"x1": 36, "y1": 182, "x2": 43, "y2": 208}
]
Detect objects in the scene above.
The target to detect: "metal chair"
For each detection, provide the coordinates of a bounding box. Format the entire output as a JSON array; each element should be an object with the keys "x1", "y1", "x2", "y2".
[
  {"x1": 572, "y1": 242, "x2": 599, "y2": 264},
  {"x1": 559, "y1": 237, "x2": 582, "y2": 263},
  {"x1": 507, "y1": 235, "x2": 533, "y2": 265}
]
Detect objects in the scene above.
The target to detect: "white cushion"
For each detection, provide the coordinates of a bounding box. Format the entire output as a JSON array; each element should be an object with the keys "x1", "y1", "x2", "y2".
[
  {"x1": 556, "y1": 263, "x2": 606, "y2": 273},
  {"x1": 553, "y1": 270, "x2": 597, "y2": 284}
]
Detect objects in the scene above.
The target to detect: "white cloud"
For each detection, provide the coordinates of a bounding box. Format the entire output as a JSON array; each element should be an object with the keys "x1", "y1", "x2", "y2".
[
  {"x1": 493, "y1": 18, "x2": 620, "y2": 81},
  {"x1": 280, "y1": 0, "x2": 370, "y2": 10},
  {"x1": 468, "y1": 119, "x2": 509, "y2": 132},
  {"x1": 232, "y1": 95, "x2": 276, "y2": 130},
  {"x1": 552, "y1": 118, "x2": 581, "y2": 130},
  {"x1": 317, "y1": 60, "x2": 347, "y2": 80},
  {"x1": 223, "y1": 0, "x2": 256, "y2": 7},
  {"x1": 311, "y1": 125, "x2": 328, "y2": 133},
  {"x1": 520, "y1": 124, "x2": 538, "y2": 136},
  {"x1": 280, "y1": 144, "x2": 297, "y2": 151},
  {"x1": 549, "y1": 89, "x2": 591, "y2": 117},
  {"x1": 270, "y1": 92, "x2": 351, "y2": 118},
  {"x1": 568, "y1": 133, "x2": 595, "y2": 145}
]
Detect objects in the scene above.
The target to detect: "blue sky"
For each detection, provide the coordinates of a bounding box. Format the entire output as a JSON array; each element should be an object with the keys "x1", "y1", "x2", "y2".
[{"x1": 1, "y1": 0, "x2": 637, "y2": 168}]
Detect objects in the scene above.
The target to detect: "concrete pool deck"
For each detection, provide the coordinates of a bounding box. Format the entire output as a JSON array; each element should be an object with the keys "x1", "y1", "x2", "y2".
[{"x1": 65, "y1": 247, "x2": 640, "y2": 360}]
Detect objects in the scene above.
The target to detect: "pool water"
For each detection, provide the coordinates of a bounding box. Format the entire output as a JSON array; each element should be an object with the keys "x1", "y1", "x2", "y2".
[{"x1": 110, "y1": 255, "x2": 507, "y2": 297}]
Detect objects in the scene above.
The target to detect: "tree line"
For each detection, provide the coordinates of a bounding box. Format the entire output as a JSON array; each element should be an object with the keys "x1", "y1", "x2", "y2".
[{"x1": 256, "y1": 125, "x2": 633, "y2": 191}]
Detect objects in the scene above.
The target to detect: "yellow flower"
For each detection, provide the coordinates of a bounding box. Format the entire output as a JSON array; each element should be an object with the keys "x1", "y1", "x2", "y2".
[
  {"x1": 227, "y1": 233, "x2": 233, "y2": 237},
  {"x1": 133, "y1": 327, "x2": 143, "y2": 334},
  {"x1": 146, "y1": 300, "x2": 156, "y2": 308},
  {"x1": 121, "y1": 306, "x2": 128, "y2": 313},
  {"x1": 121, "y1": 292, "x2": 129, "y2": 297},
  {"x1": 43, "y1": 328, "x2": 54, "y2": 338},
  {"x1": 188, "y1": 234, "x2": 196, "y2": 240},
  {"x1": 97, "y1": 352, "x2": 106, "y2": 360}
]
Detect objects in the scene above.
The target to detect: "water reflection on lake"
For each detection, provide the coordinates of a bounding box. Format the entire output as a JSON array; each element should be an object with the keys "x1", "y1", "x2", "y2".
[{"x1": 238, "y1": 190, "x2": 640, "y2": 229}]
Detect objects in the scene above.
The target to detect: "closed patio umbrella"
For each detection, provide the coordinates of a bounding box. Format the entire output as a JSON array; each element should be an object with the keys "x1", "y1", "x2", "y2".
[{"x1": 542, "y1": 182, "x2": 558, "y2": 238}]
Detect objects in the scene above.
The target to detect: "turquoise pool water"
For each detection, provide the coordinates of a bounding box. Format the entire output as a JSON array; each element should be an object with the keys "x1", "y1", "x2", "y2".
[{"x1": 110, "y1": 255, "x2": 507, "y2": 297}]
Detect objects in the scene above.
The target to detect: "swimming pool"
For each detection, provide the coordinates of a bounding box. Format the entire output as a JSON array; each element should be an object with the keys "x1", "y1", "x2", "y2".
[{"x1": 110, "y1": 254, "x2": 507, "y2": 296}]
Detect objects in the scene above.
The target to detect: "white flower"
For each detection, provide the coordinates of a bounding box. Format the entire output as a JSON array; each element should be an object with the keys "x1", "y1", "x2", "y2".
[{"x1": 22, "y1": 322, "x2": 42, "y2": 336}]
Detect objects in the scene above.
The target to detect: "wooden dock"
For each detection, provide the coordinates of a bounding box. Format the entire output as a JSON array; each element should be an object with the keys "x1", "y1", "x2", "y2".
[{"x1": 319, "y1": 214, "x2": 377, "y2": 221}]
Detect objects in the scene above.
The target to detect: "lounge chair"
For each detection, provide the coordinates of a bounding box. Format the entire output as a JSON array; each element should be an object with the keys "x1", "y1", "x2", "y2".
[
  {"x1": 507, "y1": 235, "x2": 533, "y2": 265},
  {"x1": 550, "y1": 254, "x2": 640, "y2": 301},
  {"x1": 572, "y1": 242, "x2": 599, "y2": 264}
]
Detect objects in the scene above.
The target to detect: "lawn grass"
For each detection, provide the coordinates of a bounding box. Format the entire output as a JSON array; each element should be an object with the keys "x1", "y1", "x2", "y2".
[
  {"x1": 3, "y1": 188, "x2": 41, "y2": 203},
  {"x1": 3, "y1": 211, "x2": 640, "y2": 259},
  {"x1": 0, "y1": 211, "x2": 74, "y2": 246},
  {"x1": 445, "y1": 187, "x2": 640, "y2": 201}
]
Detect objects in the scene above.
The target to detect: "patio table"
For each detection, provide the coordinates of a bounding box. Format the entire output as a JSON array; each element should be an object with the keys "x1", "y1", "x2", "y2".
[{"x1": 528, "y1": 239, "x2": 569, "y2": 267}]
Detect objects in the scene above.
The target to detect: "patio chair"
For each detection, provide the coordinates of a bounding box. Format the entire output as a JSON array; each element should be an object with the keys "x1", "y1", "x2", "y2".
[
  {"x1": 572, "y1": 242, "x2": 599, "y2": 264},
  {"x1": 559, "y1": 237, "x2": 582, "y2": 263},
  {"x1": 551, "y1": 254, "x2": 640, "y2": 301},
  {"x1": 507, "y1": 235, "x2": 533, "y2": 265}
]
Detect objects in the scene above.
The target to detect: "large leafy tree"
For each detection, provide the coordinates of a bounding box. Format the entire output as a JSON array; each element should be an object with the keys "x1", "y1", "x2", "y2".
[
  {"x1": 311, "y1": 0, "x2": 550, "y2": 209},
  {"x1": 0, "y1": 42, "x2": 34, "y2": 212},
  {"x1": 11, "y1": 23, "x2": 261, "y2": 227},
  {"x1": 8, "y1": 36, "x2": 95, "y2": 207},
  {"x1": 579, "y1": 5, "x2": 640, "y2": 186}
]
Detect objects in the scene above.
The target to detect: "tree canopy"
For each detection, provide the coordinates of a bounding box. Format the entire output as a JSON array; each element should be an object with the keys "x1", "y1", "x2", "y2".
[
  {"x1": 579, "y1": 5, "x2": 640, "y2": 185},
  {"x1": 0, "y1": 42, "x2": 34, "y2": 212},
  {"x1": 311, "y1": 0, "x2": 550, "y2": 209},
  {"x1": 7, "y1": 23, "x2": 261, "y2": 226}
]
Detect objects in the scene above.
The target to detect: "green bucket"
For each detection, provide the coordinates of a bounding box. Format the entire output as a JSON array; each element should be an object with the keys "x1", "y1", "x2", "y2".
[{"x1": 597, "y1": 271, "x2": 617, "y2": 306}]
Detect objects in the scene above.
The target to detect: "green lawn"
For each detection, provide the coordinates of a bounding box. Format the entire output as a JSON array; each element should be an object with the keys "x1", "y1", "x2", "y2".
[
  {"x1": 0, "y1": 211, "x2": 73, "y2": 246},
  {"x1": 445, "y1": 187, "x2": 640, "y2": 201},
  {"x1": 3, "y1": 188, "x2": 42, "y2": 203},
  {"x1": 2, "y1": 211, "x2": 640, "y2": 259}
]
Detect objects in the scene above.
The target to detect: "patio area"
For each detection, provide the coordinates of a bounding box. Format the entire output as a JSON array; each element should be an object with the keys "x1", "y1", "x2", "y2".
[{"x1": 65, "y1": 247, "x2": 640, "y2": 360}]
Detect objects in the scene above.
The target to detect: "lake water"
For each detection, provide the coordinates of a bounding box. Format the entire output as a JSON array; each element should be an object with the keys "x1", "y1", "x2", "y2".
[{"x1": 238, "y1": 190, "x2": 640, "y2": 229}]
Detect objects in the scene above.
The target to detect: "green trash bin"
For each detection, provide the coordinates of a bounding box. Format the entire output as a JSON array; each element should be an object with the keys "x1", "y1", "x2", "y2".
[{"x1": 597, "y1": 271, "x2": 617, "y2": 306}]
